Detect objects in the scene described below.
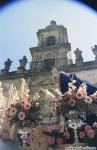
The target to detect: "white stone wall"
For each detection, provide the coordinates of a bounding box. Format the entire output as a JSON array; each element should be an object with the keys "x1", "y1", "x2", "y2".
[
  {"x1": 67, "y1": 51, "x2": 73, "y2": 64},
  {"x1": 74, "y1": 69, "x2": 97, "y2": 85}
]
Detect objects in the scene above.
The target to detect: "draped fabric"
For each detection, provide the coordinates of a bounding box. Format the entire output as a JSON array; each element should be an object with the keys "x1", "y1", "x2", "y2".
[
  {"x1": 60, "y1": 72, "x2": 97, "y2": 95},
  {"x1": 59, "y1": 72, "x2": 97, "y2": 124}
]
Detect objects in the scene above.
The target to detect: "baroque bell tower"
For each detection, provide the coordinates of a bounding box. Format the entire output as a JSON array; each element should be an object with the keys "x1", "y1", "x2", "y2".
[{"x1": 30, "y1": 21, "x2": 72, "y2": 72}]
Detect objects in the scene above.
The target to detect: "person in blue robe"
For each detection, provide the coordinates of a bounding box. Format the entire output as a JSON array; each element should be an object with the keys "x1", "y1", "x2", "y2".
[
  {"x1": 59, "y1": 71, "x2": 97, "y2": 125},
  {"x1": 60, "y1": 71, "x2": 97, "y2": 95}
]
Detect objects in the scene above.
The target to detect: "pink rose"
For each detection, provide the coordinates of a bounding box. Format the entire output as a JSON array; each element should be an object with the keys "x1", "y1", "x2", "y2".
[
  {"x1": 56, "y1": 137, "x2": 63, "y2": 144},
  {"x1": 76, "y1": 91, "x2": 83, "y2": 100},
  {"x1": 85, "y1": 125, "x2": 92, "y2": 132},
  {"x1": 93, "y1": 122, "x2": 97, "y2": 128},
  {"x1": 24, "y1": 102, "x2": 31, "y2": 110},
  {"x1": 64, "y1": 131, "x2": 70, "y2": 139},
  {"x1": 87, "y1": 129, "x2": 95, "y2": 139},
  {"x1": 68, "y1": 99, "x2": 76, "y2": 107},
  {"x1": 18, "y1": 111, "x2": 25, "y2": 120},
  {"x1": 79, "y1": 131, "x2": 85, "y2": 139},
  {"x1": 26, "y1": 136, "x2": 34, "y2": 145},
  {"x1": 2, "y1": 131, "x2": 10, "y2": 140},
  {"x1": 47, "y1": 136, "x2": 55, "y2": 145}
]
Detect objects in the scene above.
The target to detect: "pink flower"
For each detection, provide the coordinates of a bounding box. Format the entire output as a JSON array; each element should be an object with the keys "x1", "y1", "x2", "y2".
[
  {"x1": 21, "y1": 100, "x2": 25, "y2": 105},
  {"x1": 93, "y1": 122, "x2": 97, "y2": 128},
  {"x1": 85, "y1": 125, "x2": 92, "y2": 132},
  {"x1": 18, "y1": 111, "x2": 25, "y2": 120},
  {"x1": 72, "y1": 80, "x2": 76, "y2": 84},
  {"x1": 64, "y1": 131, "x2": 70, "y2": 139},
  {"x1": 79, "y1": 131, "x2": 85, "y2": 139},
  {"x1": 8, "y1": 107, "x2": 17, "y2": 116},
  {"x1": 87, "y1": 129, "x2": 95, "y2": 139},
  {"x1": 24, "y1": 102, "x2": 31, "y2": 110},
  {"x1": 68, "y1": 98, "x2": 76, "y2": 107},
  {"x1": 56, "y1": 137, "x2": 63, "y2": 145},
  {"x1": 2, "y1": 131, "x2": 10, "y2": 140},
  {"x1": 54, "y1": 124, "x2": 62, "y2": 131},
  {"x1": 42, "y1": 126, "x2": 52, "y2": 133},
  {"x1": 26, "y1": 136, "x2": 34, "y2": 145},
  {"x1": 76, "y1": 92, "x2": 84, "y2": 100},
  {"x1": 47, "y1": 136, "x2": 55, "y2": 145}
]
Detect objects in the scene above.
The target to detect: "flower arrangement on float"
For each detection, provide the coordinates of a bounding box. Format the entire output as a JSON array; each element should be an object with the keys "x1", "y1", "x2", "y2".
[
  {"x1": 4, "y1": 96, "x2": 43, "y2": 147},
  {"x1": 6, "y1": 99, "x2": 42, "y2": 128},
  {"x1": 42, "y1": 76, "x2": 97, "y2": 147},
  {"x1": 0, "y1": 78, "x2": 44, "y2": 148},
  {"x1": 42, "y1": 123, "x2": 75, "y2": 147},
  {"x1": 53, "y1": 79, "x2": 97, "y2": 116},
  {"x1": 77, "y1": 122, "x2": 97, "y2": 147}
]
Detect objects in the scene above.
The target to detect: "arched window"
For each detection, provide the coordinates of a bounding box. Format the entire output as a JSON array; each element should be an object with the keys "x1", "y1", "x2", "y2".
[{"x1": 47, "y1": 36, "x2": 55, "y2": 46}]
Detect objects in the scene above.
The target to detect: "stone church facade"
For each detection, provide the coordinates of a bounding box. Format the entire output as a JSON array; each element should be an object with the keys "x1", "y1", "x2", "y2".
[{"x1": 0, "y1": 21, "x2": 97, "y2": 97}]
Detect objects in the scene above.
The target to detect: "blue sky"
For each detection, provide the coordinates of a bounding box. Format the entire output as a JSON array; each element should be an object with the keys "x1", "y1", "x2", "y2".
[{"x1": 0, "y1": 0, "x2": 97, "y2": 71}]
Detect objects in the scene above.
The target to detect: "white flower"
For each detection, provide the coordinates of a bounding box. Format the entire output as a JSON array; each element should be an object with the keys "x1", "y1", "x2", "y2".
[
  {"x1": 54, "y1": 89, "x2": 62, "y2": 97},
  {"x1": 45, "y1": 89, "x2": 55, "y2": 101},
  {"x1": 85, "y1": 96, "x2": 92, "y2": 104},
  {"x1": 33, "y1": 92, "x2": 40, "y2": 101}
]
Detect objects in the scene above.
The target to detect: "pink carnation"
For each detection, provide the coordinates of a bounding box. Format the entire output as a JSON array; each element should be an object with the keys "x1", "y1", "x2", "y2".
[
  {"x1": 2, "y1": 131, "x2": 10, "y2": 140},
  {"x1": 79, "y1": 131, "x2": 85, "y2": 139},
  {"x1": 26, "y1": 136, "x2": 34, "y2": 145},
  {"x1": 64, "y1": 131, "x2": 70, "y2": 139},
  {"x1": 18, "y1": 111, "x2": 25, "y2": 120},
  {"x1": 24, "y1": 102, "x2": 31, "y2": 110},
  {"x1": 76, "y1": 91, "x2": 84, "y2": 100},
  {"x1": 93, "y1": 122, "x2": 97, "y2": 128},
  {"x1": 85, "y1": 125, "x2": 92, "y2": 132},
  {"x1": 68, "y1": 98, "x2": 76, "y2": 107},
  {"x1": 56, "y1": 137, "x2": 63, "y2": 145},
  {"x1": 87, "y1": 129, "x2": 95, "y2": 139},
  {"x1": 42, "y1": 126, "x2": 52, "y2": 133},
  {"x1": 47, "y1": 136, "x2": 55, "y2": 145}
]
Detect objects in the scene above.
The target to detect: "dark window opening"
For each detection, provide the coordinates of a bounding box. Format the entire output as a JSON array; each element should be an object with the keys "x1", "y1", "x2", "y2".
[
  {"x1": 44, "y1": 59, "x2": 55, "y2": 70},
  {"x1": 47, "y1": 36, "x2": 55, "y2": 46}
]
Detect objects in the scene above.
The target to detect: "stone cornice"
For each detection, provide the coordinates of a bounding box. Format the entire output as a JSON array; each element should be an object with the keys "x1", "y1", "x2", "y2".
[
  {"x1": 0, "y1": 61, "x2": 97, "y2": 80},
  {"x1": 30, "y1": 43, "x2": 71, "y2": 54},
  {"x1": 37, "y1": 25, "x2": 67, "y2": 36}
]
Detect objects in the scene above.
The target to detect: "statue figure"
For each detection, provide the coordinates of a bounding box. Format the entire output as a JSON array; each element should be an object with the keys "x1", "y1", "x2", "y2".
[
  {"x1": 4, "y1": 58, "x2": 12, "y2": 72},
  {"x1": 19, "y1": 56, "x2": 28, "y2": 68},
  {"x1": 74, "y1": 48, "x2": 83, "y2": 66},
  {"x1": 91, "y1": 45, "x2": 97, "y2": 60}
]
